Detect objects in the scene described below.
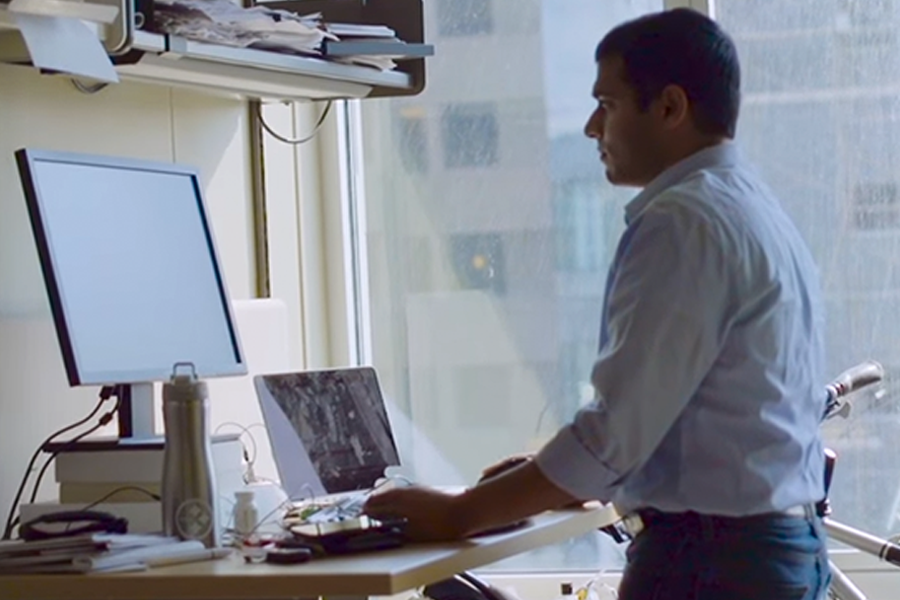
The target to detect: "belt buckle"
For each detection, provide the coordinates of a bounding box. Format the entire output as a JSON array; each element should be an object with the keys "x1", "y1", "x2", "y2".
[
  {"x1": 783, "y1": 504, "x2": 816, "y2": 519},
  {"x1": 620, "y1": 513, "x2": 645, "y2": 537},
  {"x1": 599, "y1": 513, "x2": 642, "y2": 543}
]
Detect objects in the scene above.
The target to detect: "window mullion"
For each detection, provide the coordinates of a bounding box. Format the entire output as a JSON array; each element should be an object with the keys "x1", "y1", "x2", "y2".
[{"x1": 664, "y1": 0, "x2": 713, "y2": 17}]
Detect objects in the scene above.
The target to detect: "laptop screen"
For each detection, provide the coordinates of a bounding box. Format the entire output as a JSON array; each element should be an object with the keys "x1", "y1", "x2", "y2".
[{"x1": 254, "y1": 367, "x2": 401, "y2": 497}]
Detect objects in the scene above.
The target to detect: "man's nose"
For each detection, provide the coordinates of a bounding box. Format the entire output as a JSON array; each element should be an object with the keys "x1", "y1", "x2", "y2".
[{"x1": 585, "y1": 110, "x2": 603, "y2": 139}]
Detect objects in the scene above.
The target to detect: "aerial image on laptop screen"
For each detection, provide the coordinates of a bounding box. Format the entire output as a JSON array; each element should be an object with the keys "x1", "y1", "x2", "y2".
[{"x1": 255, "y1": 367, "x2": 400, "y2": 494}]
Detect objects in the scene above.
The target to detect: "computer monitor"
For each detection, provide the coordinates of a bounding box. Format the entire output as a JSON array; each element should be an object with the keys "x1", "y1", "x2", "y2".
[{"x1": 15, "y1": 148, "x2": 247, "y2": 441}]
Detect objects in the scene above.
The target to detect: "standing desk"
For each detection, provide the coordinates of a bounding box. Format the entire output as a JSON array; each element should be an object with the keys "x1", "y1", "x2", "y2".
[{"x1": 0, "y1": 503, "x2": 619, "y2": 600}]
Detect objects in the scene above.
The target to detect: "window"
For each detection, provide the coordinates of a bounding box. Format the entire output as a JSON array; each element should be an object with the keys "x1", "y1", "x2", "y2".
[
  {"x1": 441, "y1": 103, "x2": 499, "y2": 168},
  {"x1": 357, "y1": 0, "x2": 663, "y2": 572},
  {"x1": 717, "y1": 0, "x2": 900, "y2": 538},
  {"x1": 449, "y1": 233, "x2": 505, "y2": 293},
  {"x1": 395, "y1": 106, "x2": 429, "y2": 174},
  {"x1": 853, "y1": 183, "x2": 900, "y2": 230},
  {"x1": 437, "y1": 0, "x2": 493, "y2": 37}
]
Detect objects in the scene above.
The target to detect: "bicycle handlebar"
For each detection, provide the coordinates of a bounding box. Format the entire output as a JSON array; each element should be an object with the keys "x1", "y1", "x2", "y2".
[
  {"x1": 824, "y1": 360, "x2": 884, "y2": 420},
  {"x1": 826, "y1": 360, "x2": 884, "y2": 399}
]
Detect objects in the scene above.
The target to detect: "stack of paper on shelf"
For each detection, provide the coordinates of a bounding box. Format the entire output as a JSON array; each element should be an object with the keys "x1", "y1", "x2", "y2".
[
  {"x1": 152, "y1": 0, "x2": 333, "y2": 54},
  {"x1": 0, "y1": 533, "x2": 215, "y2": 574},
  {"x1": 323, "y1": 21, "x2": 434, "y2": 70},
  {"x1": 148, "y1": 0, "x2": 432, "y2": 71},
  {"x1": 322, "y1": 22, "x2": 400, "y2": 71}
]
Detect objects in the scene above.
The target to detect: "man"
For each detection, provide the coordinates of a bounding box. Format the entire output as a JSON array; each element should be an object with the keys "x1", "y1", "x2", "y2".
[{"x1": 365, "y1": 8, "x2": 830, "y2": 600}]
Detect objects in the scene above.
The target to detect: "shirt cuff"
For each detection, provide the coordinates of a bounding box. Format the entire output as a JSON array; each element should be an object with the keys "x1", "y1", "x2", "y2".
[{"x1": 534, "y1": 425, "x2": 622, "y2": 502}]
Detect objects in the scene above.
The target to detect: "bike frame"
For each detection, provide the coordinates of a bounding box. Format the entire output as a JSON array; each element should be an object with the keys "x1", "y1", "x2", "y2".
[{"x1": 820, "y1": 361, "x2": 900, "y2": 600}]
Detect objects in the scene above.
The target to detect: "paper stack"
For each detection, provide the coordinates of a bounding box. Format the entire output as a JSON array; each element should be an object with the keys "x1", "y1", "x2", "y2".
[
  {"x1": 148, "y1": 0, "x2": 432, "y2": 71},
  {"x1": 152, "y1": 0, "x2": 332, "y2": 55},
  {"x1": 0, "y1": 533, "x2": 226, "y2": 574},
  {"x1": 322, "y1": 22, "x2": 401, "y2": 71}
]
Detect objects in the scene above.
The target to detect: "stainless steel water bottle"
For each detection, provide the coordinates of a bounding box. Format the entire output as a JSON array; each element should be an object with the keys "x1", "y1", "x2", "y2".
[{"x1": 161, "y1": 362, "x2": 220, "y2": 548}]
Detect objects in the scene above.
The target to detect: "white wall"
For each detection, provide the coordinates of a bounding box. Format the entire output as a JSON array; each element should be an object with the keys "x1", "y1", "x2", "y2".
[{"x1": 0, "y1": 62, "x2": 255, "y2": 519}]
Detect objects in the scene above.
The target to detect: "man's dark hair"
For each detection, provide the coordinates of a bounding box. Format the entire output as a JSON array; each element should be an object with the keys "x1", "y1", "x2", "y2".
[{"x1": 596, "y1": 8, "x2": 741, "y2": 138}]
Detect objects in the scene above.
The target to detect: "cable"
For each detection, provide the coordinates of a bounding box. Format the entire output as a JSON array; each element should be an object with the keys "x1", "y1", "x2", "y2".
[
  {"x1": 80, "y1": 486, "x2": 160, "y2": 512},
  {"x1": 70, "y1": 79, "x2": 109, "y2": 94},
  {"x1": 255, "y1": 100, "x2": 333, "y2": 145},
  {"x1": 2, "y1": 387, "x2": 115, "y2": 540},
  {"x1": 59, "y1": 486, "x2": 161, "y2": 534},
  {"x1": 214, "y1": 421, "x2": 259, "y2": 470},
  {"x1": 28, "y1": 399, "x2": 120, "y2": 505}
]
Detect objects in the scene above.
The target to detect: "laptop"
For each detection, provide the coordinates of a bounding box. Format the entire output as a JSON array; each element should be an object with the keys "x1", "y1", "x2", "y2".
[{"x1": 253, "y1": 366, "x2": 402, "y2": 505}]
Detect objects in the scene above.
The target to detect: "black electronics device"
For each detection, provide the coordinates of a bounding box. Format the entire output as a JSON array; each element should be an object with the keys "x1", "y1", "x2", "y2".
[
  {"x1": 19, "y1": 510, "x2": 128, "y2": 541},
  {"x1": 289, "y1": 516, "x2": 406, "y2": 555},
  {"x1": 265, "y1": 547, "x2": 314, "y2": 565}
]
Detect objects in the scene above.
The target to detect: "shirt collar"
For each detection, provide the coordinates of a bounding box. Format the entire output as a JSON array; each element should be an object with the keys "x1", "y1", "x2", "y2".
[{"x1": 624, "y1": 141, "x2": 741, "y2": 224}]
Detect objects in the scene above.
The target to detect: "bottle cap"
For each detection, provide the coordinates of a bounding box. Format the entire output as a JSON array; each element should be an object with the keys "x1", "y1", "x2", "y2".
[
  {"x1": 163, "y1": 362, "x2": 208, "y2": 403},
  {"x1": 235, "y1": 490, "x2": 256, "y2": 502}
]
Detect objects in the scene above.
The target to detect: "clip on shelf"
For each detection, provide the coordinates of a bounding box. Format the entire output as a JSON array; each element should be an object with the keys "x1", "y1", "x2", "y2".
[{"x1": 0, "y1": 0, "x2": 119, "y2": 25}]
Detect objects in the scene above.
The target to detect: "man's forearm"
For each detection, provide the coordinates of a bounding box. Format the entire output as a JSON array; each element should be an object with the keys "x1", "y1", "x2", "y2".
[{"x1": 449, "y1": 460, "x2": 580, "y2": 537}]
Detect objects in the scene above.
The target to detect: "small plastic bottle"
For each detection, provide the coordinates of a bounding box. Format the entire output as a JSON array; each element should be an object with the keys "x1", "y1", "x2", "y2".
[{"x1": 233, "y1": 490, "x2": 259, "y2": 539}]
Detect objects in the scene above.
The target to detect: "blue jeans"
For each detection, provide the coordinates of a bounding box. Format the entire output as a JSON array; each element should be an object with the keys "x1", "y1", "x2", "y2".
[{"x1": 617, "y1": 509, "x2": 831, "y2": 600}]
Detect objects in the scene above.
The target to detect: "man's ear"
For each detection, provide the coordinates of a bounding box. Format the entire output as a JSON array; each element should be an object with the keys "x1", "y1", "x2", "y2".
[{"x1": 658, "y1": 84, "x2": 690, "y2": 130}]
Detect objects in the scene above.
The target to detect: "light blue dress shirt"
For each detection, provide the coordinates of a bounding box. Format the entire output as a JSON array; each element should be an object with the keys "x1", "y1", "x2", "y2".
[{"x1": 535, "y1": 142, "x2": 826, "y2": 516}]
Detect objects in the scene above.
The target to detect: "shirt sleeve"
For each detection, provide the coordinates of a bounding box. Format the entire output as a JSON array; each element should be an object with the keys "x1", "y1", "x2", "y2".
[{"x1": 535, "y1": 194, "x2": 736, "y2": 501}]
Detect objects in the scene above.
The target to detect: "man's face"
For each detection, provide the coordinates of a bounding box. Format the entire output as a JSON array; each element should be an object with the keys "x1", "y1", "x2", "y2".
[{"x1": 584, "y1": 57, "x2": 664, "y2": 187}]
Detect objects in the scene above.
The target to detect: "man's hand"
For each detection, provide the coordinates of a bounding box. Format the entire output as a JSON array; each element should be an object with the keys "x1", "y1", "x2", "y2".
[
  {"x1": 364, "y1": 460, "x2": 580, "y2": 543},
  {"x1": 363, "y1": 486, "x2": 465, "y2": 542}
]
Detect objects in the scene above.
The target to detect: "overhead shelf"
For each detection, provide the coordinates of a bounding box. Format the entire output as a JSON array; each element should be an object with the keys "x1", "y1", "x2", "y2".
[{"x1": 115, "y1": 31, "x2": 418, "y2": 101}]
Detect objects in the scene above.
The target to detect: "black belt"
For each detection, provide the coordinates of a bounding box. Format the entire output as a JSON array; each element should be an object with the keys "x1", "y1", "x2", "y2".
[{"x1": 621, "y1": 504, "x2": 818, "y2": 537}]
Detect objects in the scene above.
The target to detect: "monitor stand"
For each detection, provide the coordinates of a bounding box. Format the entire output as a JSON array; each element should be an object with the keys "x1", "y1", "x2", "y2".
[
  {"x1": 116, "y1": 383, "x2": 156, "y2": 440},
  {"x1": 43, "y1": 383, "x2": 164, "y2": 452}
]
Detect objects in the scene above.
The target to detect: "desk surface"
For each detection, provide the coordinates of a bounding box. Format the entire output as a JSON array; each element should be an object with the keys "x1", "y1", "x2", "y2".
[{"x1": 0, "y1": 504, "x2": 618, "y2": 600}]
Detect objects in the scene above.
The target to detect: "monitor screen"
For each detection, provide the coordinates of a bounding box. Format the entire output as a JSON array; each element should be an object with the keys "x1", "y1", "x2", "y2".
[{"x1": 15, "y1": 148, "x2": 246, "y2": 387}]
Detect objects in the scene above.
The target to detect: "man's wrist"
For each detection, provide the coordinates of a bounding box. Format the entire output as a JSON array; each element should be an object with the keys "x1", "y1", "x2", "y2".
[{"x1": 447, "y1": 488, "x2": 482, "y2": 538}]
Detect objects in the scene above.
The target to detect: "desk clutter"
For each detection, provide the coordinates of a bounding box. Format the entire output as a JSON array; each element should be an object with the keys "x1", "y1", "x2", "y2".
[
  {"x1": 226, "y1": 485, "x2": 408, "y2": 562},
  {"x1": 0, "y1": 533, "x2": 229, "y2": 574},
  {"x1": 2, "y1": 478, "x2": 408, "y2": 575}
]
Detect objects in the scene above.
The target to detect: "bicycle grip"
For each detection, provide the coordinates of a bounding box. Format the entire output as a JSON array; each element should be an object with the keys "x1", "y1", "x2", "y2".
[{"x1": 828, "y1": 360, "x2": 884, "y2": 398}]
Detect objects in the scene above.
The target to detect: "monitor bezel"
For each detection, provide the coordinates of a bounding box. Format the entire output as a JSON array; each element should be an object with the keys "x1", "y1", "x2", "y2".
[{"x1": 15, "y1": 147, "x2": 247, "y2": 386}]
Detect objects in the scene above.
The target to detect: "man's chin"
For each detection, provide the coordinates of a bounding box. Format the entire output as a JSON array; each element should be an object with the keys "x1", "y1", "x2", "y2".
[{"x1": 605, "y1": 169, "x2": 642, "y2": 188}]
